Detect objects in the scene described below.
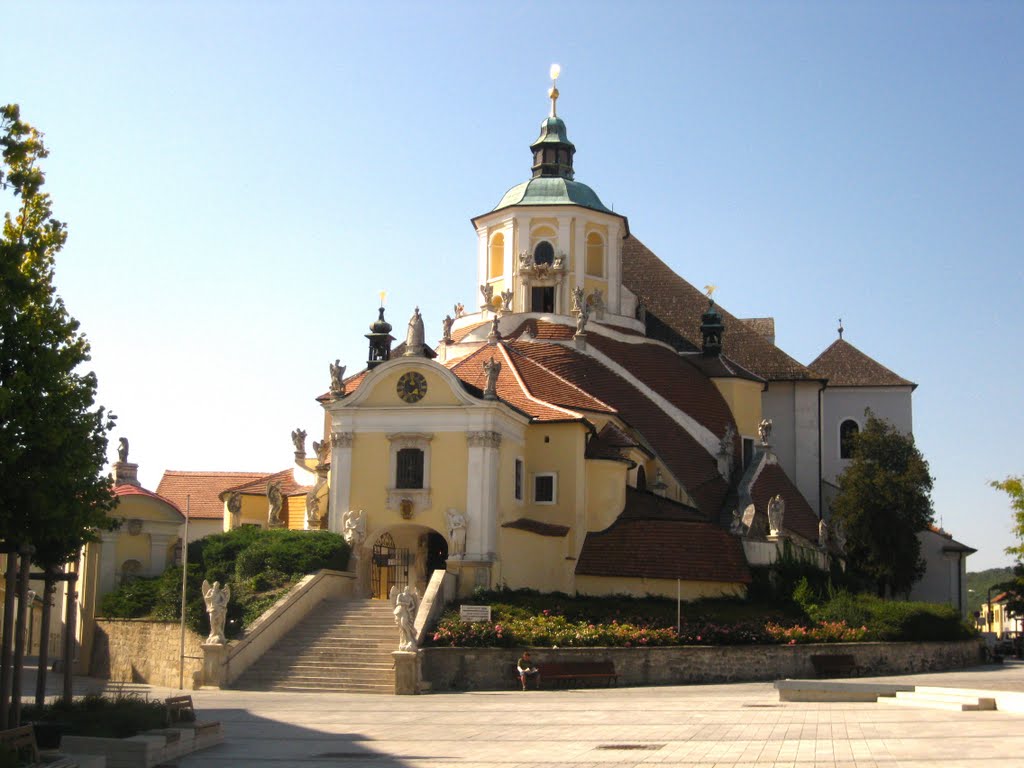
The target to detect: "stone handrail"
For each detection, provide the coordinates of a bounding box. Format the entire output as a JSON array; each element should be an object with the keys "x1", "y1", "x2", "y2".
[
  {"x1": 201, "y1": 568, "x2": 356, "y2": 688},
  {"x1": 414, "y1": 568, "x2": 455, "y2": 648}
]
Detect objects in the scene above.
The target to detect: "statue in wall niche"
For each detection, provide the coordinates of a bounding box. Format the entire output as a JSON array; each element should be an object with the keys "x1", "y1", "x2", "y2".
[
  {"x1": 758, "y1": 418, "x2": 773, "y2": 446},
  {"x1": 479, "y1": 283, "x2": 494, "y2": 307},
  {"x1": 291, "y1": 428, "x2": 307, "y2": 455},
  {"x1": 441, "y1": 314, "x2": 454, "y2": 344},
  {"x1": 767, "y1": 494, "x2": 785, "y2": 537},
  {"x1": 500, "y1": 288, "x2": 513, "y2": 311},
  {"x1": 329, "y1": 360, "x2": 346, "y2": 396},
  {"x1": 482, "y1": 357, "x2": 501, "y2": 400},
  {"x1": 202, "y1": 580, "x2": 231, "y2": 644},
  {"x1": 391, "y1": 584, "x2": 421, "y2": 651},
  {"x1": 404, "y1": 307, "x2": 425, "y2": 356},
  {"x1": 571, "y1": 286, "x2": 585, "y2": 314},
  {"x1": 227, "y1": 491, "x2": 242, "y2": 527},
  {"x1": 447, "y1": 508, "x2": 467, "y2": 557},
  {"x1": 342, "y1": 509, "x2": 366, "y2": 551},
  {"x1": 818, "y1": 518, "x2": 830, "y2": 550},
  {"x1": 266, "y1": 481, "x2": 285, "y2": 527},
  {"x1": 117, "y1": 437, "x2": 129, "y2": 463}
]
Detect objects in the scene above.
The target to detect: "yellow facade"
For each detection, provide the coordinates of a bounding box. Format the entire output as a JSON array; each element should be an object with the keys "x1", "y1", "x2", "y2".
[{"x1": 711, "y1": 378, "x2": 764, "y2": 438}]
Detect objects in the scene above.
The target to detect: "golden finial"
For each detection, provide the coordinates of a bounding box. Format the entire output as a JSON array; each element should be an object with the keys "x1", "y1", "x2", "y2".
[
  {"x1": 548, "y1": 63, "x2": 561, "y2": 118},
  {"x1": 379, "y1": 290, "x2": 387, "y2": 307},
  {"x1": 704, "y1": 284, "x2": 717, "y2": 298}
]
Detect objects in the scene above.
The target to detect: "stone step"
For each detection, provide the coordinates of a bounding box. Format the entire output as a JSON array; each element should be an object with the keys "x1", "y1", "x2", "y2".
[
  {"x1": 878, "y1": 692, "x2": 996, "y2": 712},
  {"x1": 254, "y1": 662, "x2": 393, "y2": 674}
]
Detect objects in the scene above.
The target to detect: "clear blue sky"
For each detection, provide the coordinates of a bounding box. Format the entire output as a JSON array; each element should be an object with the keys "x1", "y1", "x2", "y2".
[{"x1": 5, "y1": 2, "x2": 1022, "y2": 570}]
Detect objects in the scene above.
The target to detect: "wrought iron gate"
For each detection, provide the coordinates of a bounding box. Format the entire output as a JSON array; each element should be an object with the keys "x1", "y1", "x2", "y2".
[{"x1": 371, "y1": 533, "x2": 410, "y2": 598}]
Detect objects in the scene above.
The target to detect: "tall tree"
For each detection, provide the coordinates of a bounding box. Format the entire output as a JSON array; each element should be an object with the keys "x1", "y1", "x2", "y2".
[
  {"x1": 831, "y1": 411, "x2": 934, "y2": 596},
  {"x1": 990, "y1": 476, "x2": 1024, "y2": 620},
  {"x1": 0, "y1": 103, "x2": 117, "y2": 564}
]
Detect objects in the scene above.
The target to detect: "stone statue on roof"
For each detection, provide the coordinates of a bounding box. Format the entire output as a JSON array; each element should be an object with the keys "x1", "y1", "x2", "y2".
[
  {"x1": 329, "y1": 360, "x2": 346, "y2": 396},
  {"x1": 588, "y1": 288, "x2": 605, "y2": 319},
  {"x1": 571, "y1": 286, "x2": 585, "y2": 314},
  {"x1": 117, "y1": 437, "x2": 129, "y2": 464},
  {"x1": 767, "y1": 494, "x2": 785, "y2": 537},
  {"x1": 479, "y1": 283, "x2": 494, "y2": 308},
  {"x1": 482, "y1": 357, "x2": 501, "y2": 400},
  {"x1": 758, "y1": 418, "x2": 773, "y2": 446},
  {"x1": 441, "y1": 315, "x2": 454, "y2": 344},
  {"x1": 291, "y1": 428, "x2": 307, "y2": 455},
  {"x1": 313, "y1": 440, "x2": 329, "y2": 465},
  {"x1": 500, "y1": 288, "x2": 513, "y2": 312},
  {"x1": 487, "y1": 315, "x2": 501, "y2": 345},
  {"x1": 267, "y1": 480, "x2": 285, "y2": 527},
  {"x1": 403, "y1": 307, "x2": 425, "y2": 357},
  {"x1": 453, "y1": 302, "x2": 465, "y2": 318},
  {"x1": 575, "y1": 303, "x2": 589, "y2": 336}
]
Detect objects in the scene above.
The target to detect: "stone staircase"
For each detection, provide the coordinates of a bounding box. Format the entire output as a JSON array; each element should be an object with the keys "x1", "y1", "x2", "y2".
[
  {"x1": 878, "y1": 686, "x2": 997, "y2": 712},
  {"x1": 231, "y1": 598, "x2": 397, "y2": 693}
]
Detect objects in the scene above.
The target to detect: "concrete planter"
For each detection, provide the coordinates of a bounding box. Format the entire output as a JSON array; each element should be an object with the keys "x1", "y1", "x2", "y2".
[{"x1": 61, "y1": 724, "x2": 223, "y2": 768}]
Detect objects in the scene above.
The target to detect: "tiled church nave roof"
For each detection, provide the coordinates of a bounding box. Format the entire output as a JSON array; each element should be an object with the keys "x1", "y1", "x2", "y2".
[{"x1": 157, "y1": 470, "x2": 271, "y2": 520}]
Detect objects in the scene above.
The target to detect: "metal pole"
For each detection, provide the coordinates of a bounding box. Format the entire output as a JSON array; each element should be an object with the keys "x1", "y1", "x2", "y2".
[
  {"x1": 11, "y1": 545, "x2": 34, "y2": 725},
  {"x1": 179, "y1": 495, "x2": 190, "y2": 690},
  {"x1": 35, "y1": 575, "x2": 54, "y2": 707},
  {"x1": 1, "y1": 547, "x2": 19, "y2": 729},
  {"x1": 62, "y1": 568, "x2": 78, "y2": 705},
  {"x1": 676, "y1": 578, "x2": 681, "y2": 635}
]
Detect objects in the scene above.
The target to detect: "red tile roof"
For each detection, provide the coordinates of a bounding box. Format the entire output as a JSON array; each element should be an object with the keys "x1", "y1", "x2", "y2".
[
  {"x1": 809, "y1": 338, "x2": 916, "y2": 388},
  {"x1": 503, "y1": 339, "x2": 732, "y2": 516},
  {"x1": 749, "y1": 462, "x2": 820, "y2": 543},
  {"x1": 576, "y1": 506, "x2": 751, "y2": 584},
  {"x1": 222, "y1": 468, "x2": 312, "y2": 498},
  {"x1": 450, "y1": 320, "x2": 490, "y2": 343},
  {"x1": 621, "y1": 236, "x2": 818, "y2": 381},
  {"x1": 157, "y1": 471, "x2": 271, "y2": 520},
  {"x1": 113, "y1": 484, "x2": 184, "y2": 516}
]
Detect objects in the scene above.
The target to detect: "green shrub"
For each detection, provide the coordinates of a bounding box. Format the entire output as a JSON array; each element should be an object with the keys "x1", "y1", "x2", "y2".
[
  {"x1": 811, "y1": 592, "x2": 974, "y2": 641},
  {"x1": 97, "y1": 527, "x2": 349, "y2": 637},
  {"x1": 22, "y1": 693, "x2": 166, "y2": 738}
]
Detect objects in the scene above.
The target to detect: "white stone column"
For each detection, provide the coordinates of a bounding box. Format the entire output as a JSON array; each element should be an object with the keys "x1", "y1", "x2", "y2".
[
  {"x1": 464, "y1": 431, "x2": 502, "y2": 559},
  {"x1": 557, "y1": 216, "x2": 572, "y2": 313},
  {"x1": 148, "y1": 533, "x2": 173, "y2": 576},
  {"x1": 98, "y1": 532, "x2": 119, "y2": 598},
  {"x1": 328, "y1": 431, "x2": 355, "y2": 534},
  {"x1": 607, "y1": 220, "x2": 621, "y2": 314},
  {"x1": 502, "y1": 221, "x2": 513, "y2": 286},
  {"x1": 476, "y1": 227, "x2": 488, "y2": 291}
]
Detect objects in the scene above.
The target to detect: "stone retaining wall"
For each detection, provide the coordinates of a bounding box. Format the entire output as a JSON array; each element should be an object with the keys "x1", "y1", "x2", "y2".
[
  {"x1": 92, "y1": 619, "x2": 205, "y2": 689},
  {"x1": 420, "y1": 639, "x2": 983, "y2": 691}
]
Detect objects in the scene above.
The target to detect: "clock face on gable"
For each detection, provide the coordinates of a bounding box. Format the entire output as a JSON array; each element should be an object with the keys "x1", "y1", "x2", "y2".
[{"x1": 396, "y1": 371, "x2": 428, "y2": 403}]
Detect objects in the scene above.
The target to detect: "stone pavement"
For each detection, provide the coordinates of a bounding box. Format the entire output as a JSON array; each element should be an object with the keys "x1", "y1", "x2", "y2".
[
  {"x1": 19, "y1": 659, "x2": 1024, "y2": 767},
  {"x1": 163, "y1": 660, "x2": 1024, "y2": 768}
]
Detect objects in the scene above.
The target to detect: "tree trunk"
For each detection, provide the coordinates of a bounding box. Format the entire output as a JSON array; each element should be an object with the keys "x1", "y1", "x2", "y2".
[
  {"x1": 35, "y1": 574, "x2": 54, "y2": 707},
  {"x1": 11, "y1": 545, "x2": 34, "y2": 725},
  {"x1": 0, "y1": 548, "x2": 18, "y2": 729},
  {"x1": 62, "y1": 567, "x2": 78, "y2": 705}
]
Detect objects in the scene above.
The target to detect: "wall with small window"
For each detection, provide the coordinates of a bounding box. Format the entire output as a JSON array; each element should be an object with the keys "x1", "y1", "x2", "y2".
[{"x1": 819, "y1": 386, "x2": 913, "y2": 488}]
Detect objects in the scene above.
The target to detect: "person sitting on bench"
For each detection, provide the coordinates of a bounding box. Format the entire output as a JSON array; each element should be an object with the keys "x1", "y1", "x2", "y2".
[{"x1": 517, "y1": 651, "x2": 540, "y2": 690}]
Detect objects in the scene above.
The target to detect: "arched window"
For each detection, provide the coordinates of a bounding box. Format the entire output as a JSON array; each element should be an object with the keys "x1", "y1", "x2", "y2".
[
  {"x1": 839, "y1": 419, "x2": 859, "y2": 459},
  {"x1": 636, "y1": 465, "x2": 647, "y2": 491},
  {"x1": 488, "y1": 232, "x2": 504, "y2": 280},
  {"x1": 533, "y1": 240, "x2": 554, "y2": 266},
  {"x1": 585, "y1": 232, "x2": 605, "y2": 277}
]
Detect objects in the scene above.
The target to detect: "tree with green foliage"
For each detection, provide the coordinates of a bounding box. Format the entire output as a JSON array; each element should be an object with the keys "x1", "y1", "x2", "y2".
[
  {"x1": 0, "y1": 103, "x2": 117, "y2": 565},
  {"x1": 989, "y1": 476, "x2": 1024, "y2": 621},
  {"x1": 831, "y1": 412, "x2": 934, "y2": 597}
]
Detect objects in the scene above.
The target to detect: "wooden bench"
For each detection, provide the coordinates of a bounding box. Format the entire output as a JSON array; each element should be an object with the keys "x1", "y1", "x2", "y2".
[
  {"x1": 810, "y1": 653, "x2": 859, "y2": 679},
  {"x1": 0, "y1": 725, "x2": 76, "y2": 767},
  {"x1": 537, "y1": 661, "x2": 618, "y2": 688},
  {"x1": 165, "y1": 695, "x2": 221, "y2": 738}
]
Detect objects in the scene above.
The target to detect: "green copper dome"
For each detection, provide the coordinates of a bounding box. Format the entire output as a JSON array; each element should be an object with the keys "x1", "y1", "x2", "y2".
[{"x1": 492, "y1": 177, "x2": 614, "y2": 215}]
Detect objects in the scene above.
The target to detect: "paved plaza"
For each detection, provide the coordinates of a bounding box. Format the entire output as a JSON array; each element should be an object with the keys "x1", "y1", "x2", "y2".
[{"x1": 20, "y1": 660, "x2": 1024, "y2": 767}]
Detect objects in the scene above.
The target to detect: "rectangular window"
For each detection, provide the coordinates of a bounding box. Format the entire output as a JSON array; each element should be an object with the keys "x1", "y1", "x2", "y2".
[
  {"x1": 742, "y1": 437, "x2": 754, "y2": 469},
  {"x1": 396, "y1": 448, "x2": 424, "y2": 489},
  {"x1": 514, "y1": 459, "x2": 524, "y2": 501},
  {"x1": 534, "y1": 473, "x2": 556, "y2": 504}
]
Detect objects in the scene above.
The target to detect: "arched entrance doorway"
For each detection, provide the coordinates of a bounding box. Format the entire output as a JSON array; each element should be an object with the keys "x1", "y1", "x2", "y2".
[{"x1": 370, "y1": 527, "x2": 449, "y2": 599}]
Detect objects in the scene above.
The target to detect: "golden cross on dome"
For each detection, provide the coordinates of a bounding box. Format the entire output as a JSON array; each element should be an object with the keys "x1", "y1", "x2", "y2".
[
  {"x1": 704, "y1": 284, "x2": 717, "y2": 298},
  {"x1": 379, "y1": 290, "x2": 387, "y2": 307},
  {"x1": 549, "y1": 63, "x2": 561, "y2": 118}
]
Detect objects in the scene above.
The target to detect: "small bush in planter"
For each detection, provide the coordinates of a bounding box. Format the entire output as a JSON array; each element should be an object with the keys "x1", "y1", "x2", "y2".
[{"x1": 22, "y1": 693, "x2": 166, "y2": 739}]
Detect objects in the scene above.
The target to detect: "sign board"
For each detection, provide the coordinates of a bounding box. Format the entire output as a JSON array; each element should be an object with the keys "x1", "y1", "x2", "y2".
[{"x1": 460, "y1": 605, "x2": 492, "y2": 623}]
